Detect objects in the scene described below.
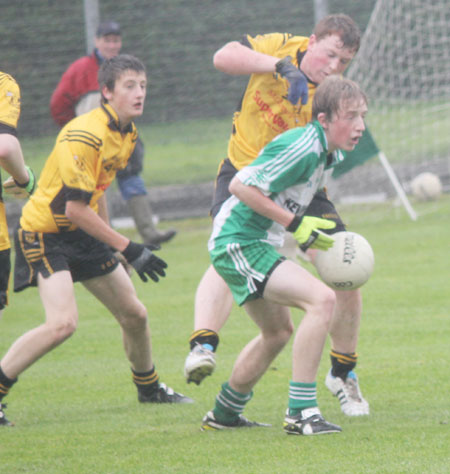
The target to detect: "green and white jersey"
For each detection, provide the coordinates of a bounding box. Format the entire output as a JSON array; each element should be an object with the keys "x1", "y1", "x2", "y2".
[{"x1": 209, "y1": 121, "x2": 344, "y2": 251}]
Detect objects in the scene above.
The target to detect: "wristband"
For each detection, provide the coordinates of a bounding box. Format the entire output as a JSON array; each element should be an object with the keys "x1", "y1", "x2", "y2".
[
  {"x1": 286, "y1": 214, "x2": 302, "y2": 232},
  {"x1": 14, "y1": 165, "x2": 35, "y2": 194},
  {"x1": 122, "y1": 241, "x2": 141, "y2": 262}
]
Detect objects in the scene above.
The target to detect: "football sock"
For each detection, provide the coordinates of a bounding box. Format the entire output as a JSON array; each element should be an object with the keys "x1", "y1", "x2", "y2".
[
  {"x1": 0, "y1": 366, "x2": 17, "y2": 402},
  {"x1": 189, "y1": 329, "x2": 219, "y2": 352},
  {"x1": 132, "y1": 366, "x2": 159, "y2": 396},
  {"x1": 213, "y1": 381, "x2": 253, "y2": 423},
  {"x1": 330, "y1": 350, "x2": 357, "y2": 381},
  {"x1": 288, "y1": 381, "x2": 317, "y2": 416}
]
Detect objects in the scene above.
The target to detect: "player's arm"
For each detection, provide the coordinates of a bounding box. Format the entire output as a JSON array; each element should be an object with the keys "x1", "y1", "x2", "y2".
[
  {"x1": 229, "y1": 176, "x2": 335, "y2": 250},
  {"x1": 96, "y1": 194, "x2": 109, "y2": 225},
  {"x1": 229, "y1": 176, "x2": 294, "y2": 226},
  {"x1": 0, "y1": 132, "x2": 35, "y2": 196},
  {"x1": 213, "y1": 41, "x2": 279, "y2": 75},
  {"x1": 65, "y1": 200, "x2": 167, "y2": 282},
  {"x1": 65, "y1": 199, "x2": 127, "y2": 250},
  {"x1": 213, "y1": 39, "x2": 308, "y2": 105}
]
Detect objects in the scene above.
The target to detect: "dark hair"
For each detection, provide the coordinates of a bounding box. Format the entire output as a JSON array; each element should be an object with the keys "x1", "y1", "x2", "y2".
[
  {"x1": 98, "y1": 54, "x2": 146, "y2": 93},
  {"x1": 314, "y1": 14, "x2": 361, "y2": 53},
  {"x1": 312, "y1": 76, "x2": 367, "y2": 121}
]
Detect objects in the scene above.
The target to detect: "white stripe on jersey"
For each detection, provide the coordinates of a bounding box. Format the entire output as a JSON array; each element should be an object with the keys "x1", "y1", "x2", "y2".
[{"x1": 264, "y1": 126, "x2": 318, "y2": 180}]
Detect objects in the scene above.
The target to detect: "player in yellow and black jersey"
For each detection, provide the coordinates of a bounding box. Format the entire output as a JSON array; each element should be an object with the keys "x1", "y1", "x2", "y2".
[
  {"x1": 0, "y1": 72, "x2": 35, "y2": 321},
  {"x1": 20, "y1": 103, "x2": 137, "y2": 234},
  {"x1": 0, "y1": 55, "x2": 192, "y2": 427}
]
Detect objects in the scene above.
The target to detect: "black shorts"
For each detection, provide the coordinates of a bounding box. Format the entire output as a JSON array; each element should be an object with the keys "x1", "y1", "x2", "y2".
[
  {"x1": 14, "y1": 228, "x2": 119, "y2": 292},
  {"x1": 0, "y1": 248, "x2": 11, "y2": 310},
  {"x1": 211, "y1": 158, "x2": 346, "y2": 233}
]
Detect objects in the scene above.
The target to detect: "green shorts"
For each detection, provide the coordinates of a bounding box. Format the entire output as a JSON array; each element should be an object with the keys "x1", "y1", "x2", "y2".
[
  {"x1": 210, "y1": 240, "x2": 285, "y2": 306},
  {"x1": 14, "y1": 228, "x2": 119, "y2": 292}
]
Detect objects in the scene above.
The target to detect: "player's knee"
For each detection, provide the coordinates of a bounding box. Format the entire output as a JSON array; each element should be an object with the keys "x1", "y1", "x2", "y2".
[
  {"x1": 118, "y1": 300, "x2": 148, "y2": 329},
  {"x1": 318, "y1": 287, "x2": 337, "y2": 326},
  {"x1": 46, "y1": 316, "x2": 78, "y2": 344},
  {"x1": 264, "y1": 319, "x2": 294, "y2": 351}
]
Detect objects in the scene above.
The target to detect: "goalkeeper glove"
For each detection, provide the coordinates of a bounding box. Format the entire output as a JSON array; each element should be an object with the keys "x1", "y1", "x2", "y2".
[
  {"x1": 122, "y1": 241, "x2": 167, "y2": 282},
  {"x1": 287, "y1": 215, "x2": 336, "y2": 251},
  {"x1": 275, "y1": 56, "x2": 309, "y2": 105}
]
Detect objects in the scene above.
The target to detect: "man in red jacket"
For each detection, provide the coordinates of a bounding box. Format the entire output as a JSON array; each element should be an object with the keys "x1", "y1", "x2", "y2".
[
  {"x1": 50, "y1": 21, "x2": 176, "y2": 246},
  {"x1": 50, "y1": 21, "x2": 122, "y2": 126}
]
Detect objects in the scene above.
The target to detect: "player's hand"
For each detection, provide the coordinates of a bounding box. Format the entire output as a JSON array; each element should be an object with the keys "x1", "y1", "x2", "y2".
[
  {"x1": 113, "y1": 251, "x2": 134, "y2": 277},
  {"x1": 3, "y1": 165, "x2": 36, "y2": 198},
  {"x1": 289, "y1": 215, "x2": 336, "y2": 251},
  {"x1": 275, "y1": 56, "x2": 309, "y2": 105},
  {"x1": 122, "y1": 241, "x2": 167, "y2": 282}
]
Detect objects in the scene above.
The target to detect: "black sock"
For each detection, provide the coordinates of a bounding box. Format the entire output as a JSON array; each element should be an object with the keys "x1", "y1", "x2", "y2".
[
  {"x1": 0, "y1": 366, "x2": 17, "y2": 402},
  {"x1": 131, "y1": 366, "x2": 159, "y2": 396},
  {"x1": 189, "y1": 329, "x2": 219, "y2": 351},
  {"x1": 330, "y1": 350, "x2": 357, "y2": 381}
]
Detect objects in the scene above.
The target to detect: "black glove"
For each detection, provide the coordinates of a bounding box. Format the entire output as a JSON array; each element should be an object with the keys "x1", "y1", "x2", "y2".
[
  {"x1": 122, "y1": 241, "x2": 167, "y2": 282},
  {"x1": 275, "y1": 56, "x2": 309, "y2": 105}
]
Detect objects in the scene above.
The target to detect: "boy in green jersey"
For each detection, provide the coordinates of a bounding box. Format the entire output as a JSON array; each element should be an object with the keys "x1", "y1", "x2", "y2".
[{"x1": 201, "y1": 76, "x2": 367, "y2": 435}]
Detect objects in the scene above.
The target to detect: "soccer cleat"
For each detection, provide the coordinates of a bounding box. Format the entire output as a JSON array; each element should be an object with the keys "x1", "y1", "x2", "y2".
[
  {"x1": 184, "y1": 343, "x2": 216, "y2": 385},
  {"x1": 201, "y1": 410, "x2": 271, "y2": 431},
  {"x1": 325, "y1": 370, "x2": 369, "y2": 416},
  {"x1": 138, "y1": 383, "x2": 194, "y2": 404},
  {"x1": 283, "y1": 407, "x2": 342, "y2": 435},
  {"x1": 0, "y1": 403, "x2": 13, "y2": 427}
]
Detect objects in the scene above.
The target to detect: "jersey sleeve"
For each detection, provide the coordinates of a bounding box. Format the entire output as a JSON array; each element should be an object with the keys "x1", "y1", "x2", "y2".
[
  {"x1": 58, "y1": 127, "x2": 103, "y2": 202},
  {"x1": 0, "y1": 73, "x2": 21, "y2": 130},
  {"x1": 243, "y1": 33, "x2": 292, "y2": 55},
  {"x1": 236, "y1": 129, "x2": 320, "y2": 195}
]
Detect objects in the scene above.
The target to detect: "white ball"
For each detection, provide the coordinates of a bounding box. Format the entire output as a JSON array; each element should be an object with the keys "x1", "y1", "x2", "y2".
[
  {"x1": 410, "y1": 172, "x2": 442, "y2": 201},
  {"x1": 314, "y1": 231, "x2": 374, "y2": 291}
]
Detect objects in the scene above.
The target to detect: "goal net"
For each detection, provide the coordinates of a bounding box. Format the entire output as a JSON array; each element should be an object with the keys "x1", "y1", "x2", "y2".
[{"x1": 328, "y1": 0, "x2": 450, "y2": 208}]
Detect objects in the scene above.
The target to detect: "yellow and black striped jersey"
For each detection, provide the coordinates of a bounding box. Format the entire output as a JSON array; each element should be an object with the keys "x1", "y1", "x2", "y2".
[
  {"x1": 0, "y1": 71, "x2": 21, "y2": 251},
  {"x1": 228, "y1": 33, "x2": 316, "y2": 170},
  {"x1": 20, "y1": 103, "x2": 138, "y2": 233}
]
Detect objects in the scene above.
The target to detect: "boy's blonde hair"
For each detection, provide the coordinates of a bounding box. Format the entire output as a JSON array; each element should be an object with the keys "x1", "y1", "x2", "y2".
[{"x1": 312, "y1": 76, "x2": 367, "y2": 122}]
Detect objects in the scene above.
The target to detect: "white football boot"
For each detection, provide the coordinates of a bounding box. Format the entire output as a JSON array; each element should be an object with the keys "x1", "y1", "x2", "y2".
[
  {"x1": 184, "y1": 343, "x2": 216, "y2": 385},
  {"x1": 325, "y1": 370, "x2": 369, "y2": 416}
]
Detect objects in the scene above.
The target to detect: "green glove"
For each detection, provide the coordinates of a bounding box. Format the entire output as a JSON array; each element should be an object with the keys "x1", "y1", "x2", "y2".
[{"x1": 288, "y1": 215, "x2": 336, "y2": 251}]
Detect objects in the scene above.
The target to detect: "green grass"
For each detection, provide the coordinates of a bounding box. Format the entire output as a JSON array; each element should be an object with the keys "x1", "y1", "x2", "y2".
[{"x1": 1, "y1": 196, "x2": 449, "y2": 473}]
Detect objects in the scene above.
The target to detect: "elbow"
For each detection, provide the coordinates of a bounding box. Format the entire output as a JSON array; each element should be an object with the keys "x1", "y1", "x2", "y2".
[
  {"x1": 213, "y1": 49, "x2": 227, "y2": 72},
  {"x1": 228, "y1": 176, "x2": 241, "y2": 196},
  {"x1": 213, "y1": 41, "x2": 240, "y2": 73},
  {"x1": 65, "y1": 200, "x2": 85, "y2": 223},
  {"x1": 0, "y1": 135, "x2": 19, "y2": 163},
  {"x1": 64, "y1": 202, "x2": 75, "y2": 221}
]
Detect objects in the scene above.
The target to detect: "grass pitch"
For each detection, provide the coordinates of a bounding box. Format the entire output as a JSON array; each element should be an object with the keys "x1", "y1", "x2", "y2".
[{"x1": 0, "y1": 197, "x2": 449, "y2": 473}]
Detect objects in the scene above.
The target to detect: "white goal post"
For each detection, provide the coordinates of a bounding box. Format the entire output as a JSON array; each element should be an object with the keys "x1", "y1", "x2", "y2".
[{"x1": 330, "y1": 0, "x2": 450, "y2": 219}]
